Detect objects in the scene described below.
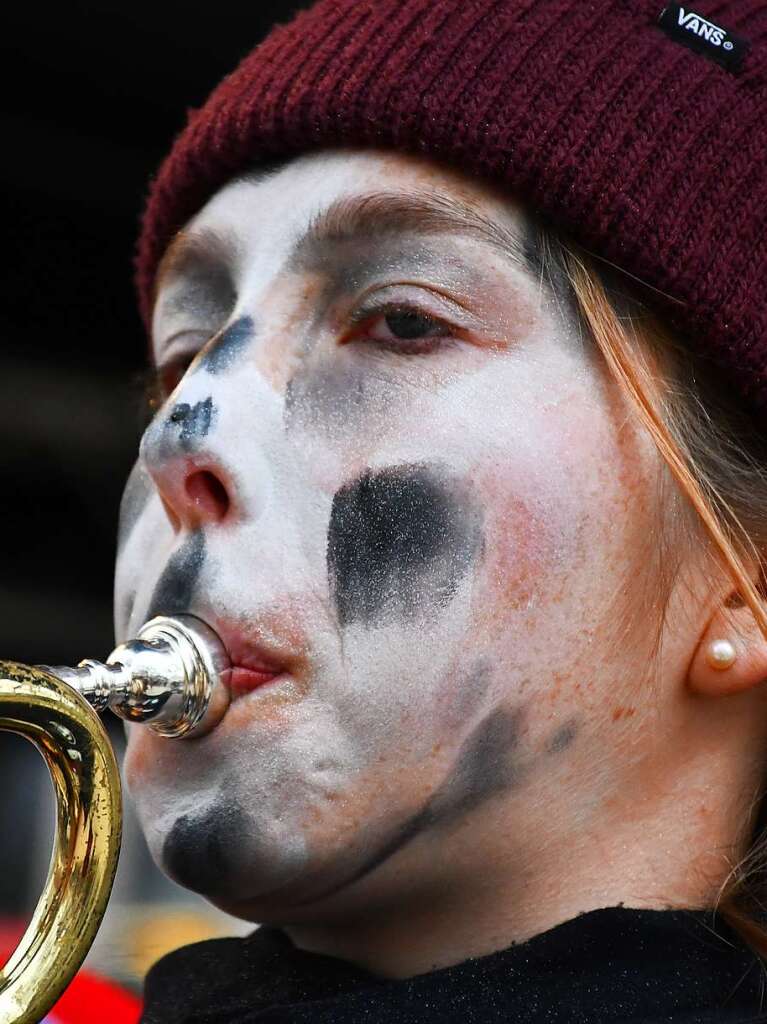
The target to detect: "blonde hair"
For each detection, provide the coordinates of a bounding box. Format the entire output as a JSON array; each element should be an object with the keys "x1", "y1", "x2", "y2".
[{"x1": 532, "y1": 224, "x2": 767, "y2": 956}]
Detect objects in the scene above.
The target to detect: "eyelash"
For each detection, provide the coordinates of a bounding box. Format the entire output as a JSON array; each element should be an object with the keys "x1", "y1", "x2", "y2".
[
  {"x1": 144, "y1": 300, "x2": 457, "y2": 419},
  {"x1": 343, "y1": 300, "x2": 456, "y2": 355},
  {"x1": 139, "y1": 352, "x2": 197, "y2": 423}
]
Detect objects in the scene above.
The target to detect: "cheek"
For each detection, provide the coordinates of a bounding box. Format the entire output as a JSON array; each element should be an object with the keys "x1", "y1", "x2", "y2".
[
  {"x1": 117, "y1": 460, "x2": 154, "y2": 551},
  {"x1": 123, "y1": 725, "x2": 152, "y2": 795},
  {"x1": 114, "y1": 494, "x2": 175, "y2": 639},
  {"x1": 480, "y1": 490, "x2": 551, "y2": 616},
  {"x1": 326, "y1": 461, "x2": 484, "y2": 630},
  {"x1": 467, "y1": 450, "x2": 582, "y2": 625}
]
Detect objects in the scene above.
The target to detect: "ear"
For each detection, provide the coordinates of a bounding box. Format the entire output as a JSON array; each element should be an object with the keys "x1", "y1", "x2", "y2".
[{"x1": 688, "y1": 591, "x2": 767, "y2": 698}]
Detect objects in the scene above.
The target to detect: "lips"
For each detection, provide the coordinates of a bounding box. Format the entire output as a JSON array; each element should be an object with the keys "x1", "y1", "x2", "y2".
[
  {"x1": 212, "y1": 622, "x2": 296, "y2": 701},
  {"x1": 228, "y1": 664, "x2": 286, "y2": 699}
]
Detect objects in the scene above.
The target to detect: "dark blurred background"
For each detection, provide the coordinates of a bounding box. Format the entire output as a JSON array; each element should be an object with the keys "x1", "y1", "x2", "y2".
[
  {"x1": 0, "y1": 0, "x2": 307, "y2": 989},
  {"x1": 1, "y1": 0, "x2": 311, "y2": 665}
]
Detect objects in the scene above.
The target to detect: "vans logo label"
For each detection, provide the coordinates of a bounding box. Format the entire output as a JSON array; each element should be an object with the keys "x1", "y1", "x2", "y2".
[{"x1": 657, "y1": 4, "x2": 749, "y2": 72}]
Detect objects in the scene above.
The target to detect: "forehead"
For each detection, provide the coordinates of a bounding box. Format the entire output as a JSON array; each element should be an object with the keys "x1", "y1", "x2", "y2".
[{"x1": 155, "y1": 148, "x2": 533, "y2": 296}]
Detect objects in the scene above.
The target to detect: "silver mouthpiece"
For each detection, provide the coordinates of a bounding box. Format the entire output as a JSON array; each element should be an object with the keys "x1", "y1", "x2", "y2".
[{"x1": 39, "y1": 614, "x2": 231, "y2": 738}]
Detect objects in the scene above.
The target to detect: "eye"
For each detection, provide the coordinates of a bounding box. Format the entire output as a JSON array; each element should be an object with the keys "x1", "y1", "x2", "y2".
[
  {"x1": 151, "y1": 325, "x2": 218, "y2": 404},
  {"x1": 342, "y1": 301, "x2": 457, "y2": 355},
  {"x1": 141, "y1": 351, "x2": 198, "y2": 423},
  {"x1": 156, "y1": 351, "x2": 197, "y2": 399}
]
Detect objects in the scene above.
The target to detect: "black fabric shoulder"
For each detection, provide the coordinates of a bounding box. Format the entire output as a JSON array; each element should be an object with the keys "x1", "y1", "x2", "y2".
[{"x1": 140, "y1": 906, "x2": 766, "y2": 1023}]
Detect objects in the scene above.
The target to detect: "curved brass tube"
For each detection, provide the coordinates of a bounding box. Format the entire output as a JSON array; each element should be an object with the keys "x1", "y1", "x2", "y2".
[
  {"x1": 0, "y1": 614, "x2": 230, "y2": 1023},
  {"x1": 0, "y1": 661, "x2": 121, "y2": 1024}
]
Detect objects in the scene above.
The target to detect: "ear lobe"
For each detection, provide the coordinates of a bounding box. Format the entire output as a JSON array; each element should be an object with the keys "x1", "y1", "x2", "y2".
[{"x1": 688, "y1": 596, "x2": 767, "y2": 698}]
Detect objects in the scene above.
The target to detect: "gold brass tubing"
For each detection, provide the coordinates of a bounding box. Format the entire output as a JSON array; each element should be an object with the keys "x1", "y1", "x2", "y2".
[{"x1": 0, "y1": 661, "x2": 121, "y2": 1024}]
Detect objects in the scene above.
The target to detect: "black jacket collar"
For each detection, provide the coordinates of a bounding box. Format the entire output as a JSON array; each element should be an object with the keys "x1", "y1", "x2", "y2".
[{"x1": 140, "y1": 905, "x2": 765, "y2": 1023}]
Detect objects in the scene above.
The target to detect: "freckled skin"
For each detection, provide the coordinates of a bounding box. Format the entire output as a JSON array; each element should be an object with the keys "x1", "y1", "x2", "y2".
[
  {"x1": 112, "y1": 148, "x2": 758, "y2": 978},
  {"x1": 348, "y1": 706, "x2": 527, "y2": 888},
  {"x1": 546, "y1": 720, "x2": 579, "y2": 754}
]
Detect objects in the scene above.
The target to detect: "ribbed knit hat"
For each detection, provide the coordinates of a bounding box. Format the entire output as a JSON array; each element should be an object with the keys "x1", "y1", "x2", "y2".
[{"x1": 136, "y1": 0, "x2": 767, "y2": 419}]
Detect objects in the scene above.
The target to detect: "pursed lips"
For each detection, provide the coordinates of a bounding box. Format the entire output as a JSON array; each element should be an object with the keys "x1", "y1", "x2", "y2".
[
  {"x1": 212, "y1": 622, "x2": 297, "y2": 701},
  {"x1": 228, "y1": 664, "x2": 287, "y2": 699}
]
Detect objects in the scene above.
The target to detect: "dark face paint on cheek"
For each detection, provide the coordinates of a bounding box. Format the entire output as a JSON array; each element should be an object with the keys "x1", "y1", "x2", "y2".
[
  {"x1": 547, "y1": 719, "x2": 578, "y2": 754},
  {"x1": 334, "y1": 707, "x2": 526, "y2": 892},
  {"x1": 148, "y1": 530, "x2": 206, "y2": 618},
  {"x1": 196, "y1": 315, "x2": 254, "y2": 374},
  {"x1": 326, "y1": 463, "x2": 483, "y2": 628},
  {"x1": 426, "y1": 706, "x2": 525, "y2": 821},
  {"x1": 411, "y1": 710, "x2": 578, "y2": 844}
]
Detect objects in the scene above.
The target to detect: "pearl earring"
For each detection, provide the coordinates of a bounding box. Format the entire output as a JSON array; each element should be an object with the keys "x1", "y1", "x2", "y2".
[{"x1": 706, "y1": 639, "x2": 738, "y2": 671}]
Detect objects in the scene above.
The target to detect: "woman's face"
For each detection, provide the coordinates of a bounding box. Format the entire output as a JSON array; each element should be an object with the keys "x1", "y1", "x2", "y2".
[{"x1": 116, "y1": 148, "x2": 665, "y2": 922}]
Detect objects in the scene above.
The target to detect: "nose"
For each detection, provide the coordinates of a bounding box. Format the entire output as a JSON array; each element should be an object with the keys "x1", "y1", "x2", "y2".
[
  {"x1": 139, "y1": 404, "x2": 232, "y2": 533},
  {"x1": 156, "y1": 463, "x2": 231, "y2": 533}
]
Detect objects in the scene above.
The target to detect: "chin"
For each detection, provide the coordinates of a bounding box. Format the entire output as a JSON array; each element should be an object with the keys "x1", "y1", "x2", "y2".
[{"x1": 148, "y1": 800, "x2": 312, "y2": 904}]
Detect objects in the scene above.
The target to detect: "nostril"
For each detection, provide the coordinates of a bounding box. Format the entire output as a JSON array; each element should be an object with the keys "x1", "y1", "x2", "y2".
[{"x1": 185, "y1": 470, "x2": 230, "y2": 522}]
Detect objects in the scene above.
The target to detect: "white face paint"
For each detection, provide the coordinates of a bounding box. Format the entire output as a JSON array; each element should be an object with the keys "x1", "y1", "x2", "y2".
[{"x1": 115, "y1": 148, "x2": 664, "y2": 928}]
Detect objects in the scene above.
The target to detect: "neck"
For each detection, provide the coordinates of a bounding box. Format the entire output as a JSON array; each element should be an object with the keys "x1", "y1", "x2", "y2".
[{"x1": 285, "y1": 754, "x2": 753, "y2": 978}]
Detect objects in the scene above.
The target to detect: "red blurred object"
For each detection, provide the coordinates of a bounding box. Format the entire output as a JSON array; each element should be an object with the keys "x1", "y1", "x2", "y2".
[
  {"x1": 47, "y1": 969, "x2": 141, "y2": 1023},
  {"x1": 0, "y1": 930, "x2": 141, "y2": 1023}
]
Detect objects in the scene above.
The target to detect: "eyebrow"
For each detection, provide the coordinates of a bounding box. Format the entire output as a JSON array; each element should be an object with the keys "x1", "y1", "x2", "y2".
[
  {"x1": 154, "y1": 188, "x2": 536, "y2": 309},
  {"x1": 286, "y1": 190, "x2": 535, "y2": 276}
]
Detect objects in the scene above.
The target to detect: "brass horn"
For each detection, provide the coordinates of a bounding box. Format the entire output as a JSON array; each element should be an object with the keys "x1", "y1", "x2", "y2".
[{"x1": 0, "y1": 614, "x2": 230, "y2": 1024}]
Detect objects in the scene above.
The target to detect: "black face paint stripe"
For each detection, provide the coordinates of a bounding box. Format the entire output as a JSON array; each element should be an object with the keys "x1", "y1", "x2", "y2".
[
  {"x1": 197, "y1": 315, "x2": 254, "y2": 375},
  {"x1": 426, "y1": 706, "x2": 525, "y2": 821},
  {"x1": 148, "y1": 530, "x2": 205, "y2": 618},
  {"x1": 326, "y1": 463, "x2": 483, "y2": 628},
  {"x1": 333, "y1": 707, "x2": 525, "y2": 892}
]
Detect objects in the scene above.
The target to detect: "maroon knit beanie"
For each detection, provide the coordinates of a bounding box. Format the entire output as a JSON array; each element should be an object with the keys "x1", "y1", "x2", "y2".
[{"x1": 136, "y1": 0, "x2": 767, "y2": 419}]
